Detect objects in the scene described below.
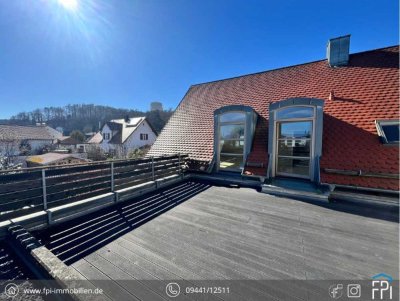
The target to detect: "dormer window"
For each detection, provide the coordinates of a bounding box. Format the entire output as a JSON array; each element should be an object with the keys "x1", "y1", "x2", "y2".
[
  {"x1": 268, "y1": 98, "x2": 325, "y2": 182},
  {"x1": 376, "y1": 120, "x2": 399, "y2": 144},
  {"x1": 103, "y1": 133, "x2": 110, "y2": 140},
  {"x1": 214, "y1": 106, "x2": 257, "y2": 172}
]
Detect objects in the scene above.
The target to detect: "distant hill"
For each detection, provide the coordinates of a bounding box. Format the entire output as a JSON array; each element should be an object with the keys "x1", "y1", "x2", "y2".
[{"x1": 3, "y1": 104, "x2": 173, "y2": 135}]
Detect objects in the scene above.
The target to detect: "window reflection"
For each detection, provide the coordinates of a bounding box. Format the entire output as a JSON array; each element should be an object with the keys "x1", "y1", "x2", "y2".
[
  {"x1": 219, "y1": 155, "x2": 242, "y2": 169},
  {"x1": 220, "y1": 124, "x2": 245, "y2": 139},
  {"x1": 381, "y1": 124, "x2": 399, "y2": 143},
  {"x1": 220, "y1": 140, "x2": 244, "y2": 154},
  {"x1": 277, "y1": 107, "x2": 314, "y2": 119},
  {"x1": 278, "y1": 122, "x2": 312, "y2": 138},
  {"x1": 220, "y1": 112, "x2": 246, "y2": 123},
  {"x1": 277, "y1": 158, "x2": 310, "y2": 176},
  {"x1": 278, "y1": 139, "x2": 310, "y2": 157}
]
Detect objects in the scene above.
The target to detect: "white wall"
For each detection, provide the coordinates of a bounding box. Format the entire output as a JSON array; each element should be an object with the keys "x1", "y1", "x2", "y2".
[
  {"x1": 29, "y1": 140, "x2": 54, "y2": 152},
  {"x1": 0, "y1": 139, "x2": 54, "y2": 156},
  {"x1": 124, "y1": 120, "x2": 157, "y2": 149},
  {"x1": 99, "y1": 120, "x2": 157, "y2": 155},
  {"x1": 100, "y1": 124, "x2": 112, "y2": 152}
]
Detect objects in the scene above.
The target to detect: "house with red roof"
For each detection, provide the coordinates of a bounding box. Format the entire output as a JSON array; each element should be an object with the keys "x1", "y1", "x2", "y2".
[{"x1": 149, "y1": 36, "x2": 399, "y2": 192}]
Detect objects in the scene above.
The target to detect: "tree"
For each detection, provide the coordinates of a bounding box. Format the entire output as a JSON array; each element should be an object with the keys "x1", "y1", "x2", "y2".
[
  {"x1": 86, "y1": 145, "x2": 106, "y2": 161},
  {"x1": 83, "y1": 125, "x2": 93, "y2": 133},
  {"x1": 8, "y1": 103, "x2": 174, "y2": 135},
  {"x1": 70, "y1": 130, "x2": 85, "y2": 143},
  {"x1": 19, "y1": 140, "x2": 32, "y2": 156},
  {"x1": 0, "y1": 132, "x2": 20, "y2": 169},
  {"x1": 128, "y1": 145, "x2": 150, "y2": 159}
]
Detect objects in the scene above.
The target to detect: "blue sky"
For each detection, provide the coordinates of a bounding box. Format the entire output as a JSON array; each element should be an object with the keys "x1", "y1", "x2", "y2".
[{"x1": 0, "y1": 0, "x2": 398, "y2": 119}]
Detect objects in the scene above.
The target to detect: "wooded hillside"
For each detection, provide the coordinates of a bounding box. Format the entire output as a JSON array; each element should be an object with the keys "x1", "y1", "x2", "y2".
[{"x1": 3, "y1": 104, "x2": 173, "y2": 134}]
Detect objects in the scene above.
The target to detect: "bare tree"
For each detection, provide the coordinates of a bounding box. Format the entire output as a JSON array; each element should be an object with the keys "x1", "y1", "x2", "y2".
[
  {"x1": 86, "y1": 145, "x2": 106, "y2": 161},
  {"x1": 0, "y1": 132, "x2": 20, "y2": 169},
  {"x1": 114, "y1": 145, "x2": 129, "y2": 159}
]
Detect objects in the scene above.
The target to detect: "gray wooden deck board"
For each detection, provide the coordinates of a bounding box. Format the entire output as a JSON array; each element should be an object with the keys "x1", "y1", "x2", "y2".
[
  {"x1": 43, "y1": 182, "x2": 397, "y2": 301},
  {"x1": 72, "y1": 259, "x2": 140, "y2": 301}
]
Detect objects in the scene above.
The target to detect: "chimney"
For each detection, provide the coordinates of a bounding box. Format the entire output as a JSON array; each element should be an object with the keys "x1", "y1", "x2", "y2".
[
  {"x1": 326, "y1": 35, "x2": 350, "y2": 67},
  {"x1": 124, "y1": 115, "x2": 130, "y2": 123}
]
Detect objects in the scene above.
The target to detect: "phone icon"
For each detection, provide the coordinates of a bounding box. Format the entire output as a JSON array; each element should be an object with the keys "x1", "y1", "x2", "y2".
[{"x1": 166, "y1": 282, "x2": 180, "y2": 298}]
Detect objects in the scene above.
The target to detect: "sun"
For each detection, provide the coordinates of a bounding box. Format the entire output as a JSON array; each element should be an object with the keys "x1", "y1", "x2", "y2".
[{"x1": 58, "y1": 0, "x2": 78, "y2": 11}]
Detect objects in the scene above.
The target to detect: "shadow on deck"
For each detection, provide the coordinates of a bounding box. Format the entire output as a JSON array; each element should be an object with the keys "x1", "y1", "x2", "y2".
[
  {"x1": 0, "y1": 242, "x2": 32, "y2": 281},
  {"x1": 35, "y1": 181, "x2": 211, "y2": 265}
]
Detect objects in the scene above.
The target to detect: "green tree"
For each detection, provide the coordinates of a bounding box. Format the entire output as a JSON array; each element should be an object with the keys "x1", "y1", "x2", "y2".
[{"x1": 70, "y1": 130, "x2": 85, "y2": 143}]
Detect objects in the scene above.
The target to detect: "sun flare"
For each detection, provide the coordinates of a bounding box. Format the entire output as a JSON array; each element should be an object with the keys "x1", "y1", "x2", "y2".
[{"x1": 58, "y1": 0, "x2": 78, "y2": 11}]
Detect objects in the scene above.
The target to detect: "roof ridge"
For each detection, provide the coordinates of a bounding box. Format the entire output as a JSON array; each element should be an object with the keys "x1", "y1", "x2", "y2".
[
  {"x1": 0, "y1": 124, "x2": 49, "y2": 128},
  {"x1": 190, "y1": 45, "x2": 399, "y2": 87}
]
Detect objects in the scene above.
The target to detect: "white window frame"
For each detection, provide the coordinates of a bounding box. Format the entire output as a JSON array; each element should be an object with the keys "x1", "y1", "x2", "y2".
[{"x1": 375, "y1": 119, "x2": 399, "y2": 144}]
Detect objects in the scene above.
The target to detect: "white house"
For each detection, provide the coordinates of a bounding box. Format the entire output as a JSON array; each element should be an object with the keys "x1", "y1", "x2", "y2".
[
  {"x1": 90, "y1": 117, "x2": 157, "y2": 156},
  {"x1": 0, "y1": 124, "x2": 62, "y2": 156}
]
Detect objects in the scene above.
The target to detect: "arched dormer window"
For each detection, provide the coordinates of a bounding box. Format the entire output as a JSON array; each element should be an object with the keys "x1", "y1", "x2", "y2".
[
  {"x1": 214, "y1": 106, "x2": 257, "y2": 172},
  {"x1": 268, "y1": 98, "x2": 324, "y2": 182}
]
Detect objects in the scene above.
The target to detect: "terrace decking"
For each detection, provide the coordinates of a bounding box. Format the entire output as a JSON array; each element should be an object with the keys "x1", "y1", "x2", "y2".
[{"x1": 35, "y1": 180, "x2": 399, "y2": 301}]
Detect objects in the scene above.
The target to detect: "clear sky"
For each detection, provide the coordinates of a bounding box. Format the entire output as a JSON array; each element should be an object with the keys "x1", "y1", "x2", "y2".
[{"x1": 0, "y1": 0, "x2": 398, "y2": 119}]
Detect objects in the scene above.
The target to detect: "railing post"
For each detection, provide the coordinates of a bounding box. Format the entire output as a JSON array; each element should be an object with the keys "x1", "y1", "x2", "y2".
[
  {"x1": 151, "y1": 156, "x2": 155, "y2": 181},
  {"x1": 42, "y1": 169, "x2": 47, "y2": 210},
  {"x1": 111, "y1": 161, "x2": 114, "y2": 192},
  {"x1": 178, "y1": 153, "x2": 181, "y2": 176}
]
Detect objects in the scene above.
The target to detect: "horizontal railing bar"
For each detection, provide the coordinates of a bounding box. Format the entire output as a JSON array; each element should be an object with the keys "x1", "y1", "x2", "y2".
[
  {"x1": 0, "y1": 179, "x2": 42, "y2": 194},
  {"x1": 0, "y1": 154, "x2": 188, "y2": 175},
  {"x1": 45, "y1": 168, "x2": 110, "y2": 186},
  {"x1": 46, "y1": 175, "x2": 112, "y2": 195},
  {"x1": 0, "y1": 196, "x2": 43, "y2": 215},
  {"x1": 0, "y1": 186, "x2": 43, "y2": 203}
]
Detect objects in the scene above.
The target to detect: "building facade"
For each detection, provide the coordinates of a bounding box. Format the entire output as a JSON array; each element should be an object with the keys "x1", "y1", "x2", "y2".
[
  {"x1": 149, "y1": 38, "x2": 399, "y2": 191},
  {"x1": 0, "y1": 124, "x2": 62, "y2": 156},
  {"x1": 94, "y1": 117, "x2": 157, "y2": 156}
]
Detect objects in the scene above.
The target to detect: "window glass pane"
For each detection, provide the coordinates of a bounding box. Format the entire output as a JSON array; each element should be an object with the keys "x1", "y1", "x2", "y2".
[
  {"x1": 220, "y1": 140, "x2": 244, "y2": 154},
  {"x1": 220, "y1": 124, "x2": 245, "y2": 139},
  {"x1": 220, "y1": 112, "x2": 246, "y2": 123},
  {"x1": 277, "y1": 107, "x2": 314, "y2": 119},
  {"x1": 279, "y1": 121, "x2": 312, "y2": 138},
  {"x1": 278, "y1": 139, "x2": 310, "y2": 157},
  {"x1": 277, "y1": 158, "x2": 309, "y2": 176},
  {"x1": 382, "y1": 124, "x2": 399, "y2": 143},
  {"x1": 219, "y1": 154, "x2": 242, "y2": 170}
]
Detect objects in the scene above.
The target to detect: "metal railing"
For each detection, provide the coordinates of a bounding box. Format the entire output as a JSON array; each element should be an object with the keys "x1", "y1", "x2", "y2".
[{"x1": 0, "y1": 154, "x2": 187, "y2": 222}]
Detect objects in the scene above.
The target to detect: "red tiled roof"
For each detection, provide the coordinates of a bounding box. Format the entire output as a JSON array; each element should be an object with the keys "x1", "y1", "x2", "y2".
[{"x1": 149, "y1": 46, "x2": 399, "y2": 190}]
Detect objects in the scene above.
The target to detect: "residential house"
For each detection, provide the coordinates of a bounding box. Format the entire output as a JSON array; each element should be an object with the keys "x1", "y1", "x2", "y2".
[
  {"x1": 0, "y1": 124, "x2": 62, "y2": 156},
  {"x1": 57, "y1": 136, "x2": 87, "y2": 153},
  {"x1": 92, "y1": 117, "x2": 157, "y2": 156},
  {"x1": 148, "y1": 36, "x2": 399, "y2": 191},
  {"x1": 87, "y1": 132, "x2": 103, "y2": 144}
]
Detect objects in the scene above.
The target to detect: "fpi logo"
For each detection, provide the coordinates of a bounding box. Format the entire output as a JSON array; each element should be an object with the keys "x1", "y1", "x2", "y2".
[{"x1": 372, "y1": 273, "x2": 393, "y2": 300}]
